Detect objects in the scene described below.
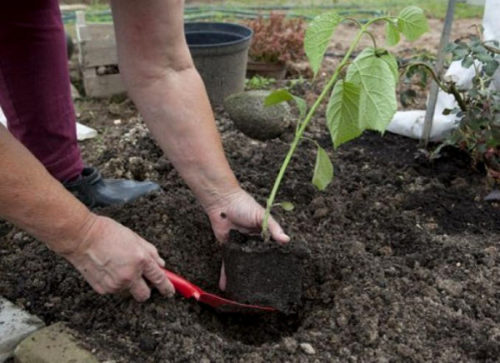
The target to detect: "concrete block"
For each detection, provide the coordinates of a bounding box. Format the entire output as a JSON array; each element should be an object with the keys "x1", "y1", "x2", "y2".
[
  {"x1": 14, "y1": 322, "x2": 98, "y2": 363},
  {"x1": 0, "y1": 297, "x2": 45, "y2": 363}
]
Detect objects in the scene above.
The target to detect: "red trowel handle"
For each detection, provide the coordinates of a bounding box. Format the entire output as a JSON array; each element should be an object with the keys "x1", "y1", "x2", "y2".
[{"x1": 162, "y1": 268, "x2": 202, "y2": 300}]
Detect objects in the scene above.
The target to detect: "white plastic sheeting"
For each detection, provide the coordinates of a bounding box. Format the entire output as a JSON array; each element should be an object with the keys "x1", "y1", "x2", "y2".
[{"x1": 387, "y1": 0, "x2": 500, "y2": 141}]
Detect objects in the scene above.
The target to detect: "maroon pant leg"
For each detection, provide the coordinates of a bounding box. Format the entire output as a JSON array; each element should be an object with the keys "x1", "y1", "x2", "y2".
[{"x1": 0, "y1": 0, "x2": 83, "y2": 182}]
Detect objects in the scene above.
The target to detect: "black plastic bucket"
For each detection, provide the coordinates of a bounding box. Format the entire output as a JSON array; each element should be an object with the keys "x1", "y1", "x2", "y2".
[{"x1": 185, "y1": 22, "x2": 253, "y2": 105}]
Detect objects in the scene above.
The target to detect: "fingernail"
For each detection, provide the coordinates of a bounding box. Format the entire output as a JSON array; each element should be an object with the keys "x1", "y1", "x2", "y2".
[
  {"x1": 281, "y1": 233, "x2": 291, "y2": 243},
  {"x1": 157, "y1": 257, "x2": 166, "y2": 267},
  {"x1": 166, "y1": 281, "x2": 175, "y2": 298}
]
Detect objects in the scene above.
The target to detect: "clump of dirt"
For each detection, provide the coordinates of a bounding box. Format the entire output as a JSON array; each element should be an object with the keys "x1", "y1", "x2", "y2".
[{"x1": 223, "y1": 231, "x2": 309, "y2": 314}]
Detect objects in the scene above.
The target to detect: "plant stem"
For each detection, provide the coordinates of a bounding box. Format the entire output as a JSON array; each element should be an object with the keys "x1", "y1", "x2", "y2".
[
  {"x1": 407, "y1": 62, "x2": 467, "y2": 111},
  {"x1": 261, "y1": 25, "x2": 368, "y2": 239}
]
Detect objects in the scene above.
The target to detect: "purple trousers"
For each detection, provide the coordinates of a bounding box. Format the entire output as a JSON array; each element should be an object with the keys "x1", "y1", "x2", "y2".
[{"x1": 0, "y1": 1, "x2": 83, "y2": 182}]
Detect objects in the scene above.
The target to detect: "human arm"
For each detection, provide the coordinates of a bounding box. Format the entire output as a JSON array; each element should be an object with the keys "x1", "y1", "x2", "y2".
[
  {"x1": 110, "y1": 0, "x2": 289, "y2": 242},
  {"x1": 0, "y1": 125, "x2": 173, "y2": 301}
]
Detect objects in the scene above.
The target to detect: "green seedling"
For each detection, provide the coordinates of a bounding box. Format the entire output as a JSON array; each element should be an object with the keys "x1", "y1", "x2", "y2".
[
  {"x1": 245, "y1": 75, "x2": 276, "y2": 90},
  {"x1": 261, "y1": 6, "x2": 429, "y2": 238}
]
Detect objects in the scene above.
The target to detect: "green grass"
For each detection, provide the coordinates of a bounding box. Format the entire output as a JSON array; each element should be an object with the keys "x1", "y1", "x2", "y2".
[
  {"x1": 215, "y1": 0, "x2": 483, "y2": 19},
  {"x1": 76, "y1": 0, "x2": 483, "y2": 23}
]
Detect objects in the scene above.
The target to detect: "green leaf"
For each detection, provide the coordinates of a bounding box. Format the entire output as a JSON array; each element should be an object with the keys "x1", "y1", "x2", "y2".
[
  {"x1": 265, "y1": 89, "x2": 307, "y2": 119},
  {"x1": 461, "y1": 56, "x2": 474, "y2": 69},
  {"x1": 484, "y1": 59, "x2": 499, "y2": 77},
  {"x1": 305, "y1": 12, "x2": 343, "y2": 76},
  {"x1": 476, "y1": 52, "x2": 493, "y2": 64},
  {"x1": 397, "y1": 6, "x2": 429, "y2": 42},
  {"x1": 264, "y1": 89, "x2": 294, "y2": 106},
  {"x1": 326, "y1": 80, "x2": 362, "y2": 148},
  {"x1": 346, "y1": 48, "x2": 398, "y2": 132},
  {"x1": 312, "y1": 146, "x2": 334, "y2": 191},
  {"x1": 385, "y1": 20, "x2": 401, "y2": 46},
  {"x1": 279, "y1": 201, "x2": 295, "y2": 211},
  {"x1": 376, "y1": 50, "x2": 399, "y2": 85}
]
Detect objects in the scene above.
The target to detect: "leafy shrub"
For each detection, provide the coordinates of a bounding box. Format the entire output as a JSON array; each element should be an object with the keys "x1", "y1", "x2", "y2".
[
  {"x1": 408, "y1": 35, "x2": 500, "y2": 180},
  {"x1": 245, "y1": 13, "x2": 306, "y2": 65},
  {"x1": 445, "y1": 37, "x2": 500, "y2": 177},
  {"x1": 245, "y1": 75, "x2": 276, "y2": 90}
]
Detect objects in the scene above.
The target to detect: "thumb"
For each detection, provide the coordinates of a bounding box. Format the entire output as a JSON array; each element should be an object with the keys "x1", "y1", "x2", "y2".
[{"x1": 267, "y1": 216, "x2": 290, "y2": 244}]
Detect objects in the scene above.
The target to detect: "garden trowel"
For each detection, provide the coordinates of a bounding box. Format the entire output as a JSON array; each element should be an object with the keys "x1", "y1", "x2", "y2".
[{"x1": 162, "y1": 268, "x2": 276, "y2": 313}]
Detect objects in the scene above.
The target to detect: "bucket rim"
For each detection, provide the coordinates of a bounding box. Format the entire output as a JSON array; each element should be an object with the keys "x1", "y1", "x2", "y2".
[{"x1": 184, "y1": 22, "x2": 253, "y2": 49}]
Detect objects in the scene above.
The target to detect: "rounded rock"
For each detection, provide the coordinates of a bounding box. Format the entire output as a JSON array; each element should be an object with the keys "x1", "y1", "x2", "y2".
[
  {"x1": 299, "y1": 342, "x2": 316, "y2": 355},
  {"x1": 224, "y1": 90, "x2": 291, "y2": 140}
]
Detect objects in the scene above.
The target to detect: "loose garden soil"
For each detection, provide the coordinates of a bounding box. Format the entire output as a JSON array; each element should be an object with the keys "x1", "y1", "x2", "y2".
[{"x1": 1, "y1": 16, "x2": 499, "y2": 363}]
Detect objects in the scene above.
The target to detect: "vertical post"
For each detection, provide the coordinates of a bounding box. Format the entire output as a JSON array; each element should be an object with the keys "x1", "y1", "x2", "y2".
[
  {"x1": 421, "y1": 0, "x2": 457, "y2": 146},
  {"x1": 75, "y1": 11, "x2": 87, "y2": 67}
]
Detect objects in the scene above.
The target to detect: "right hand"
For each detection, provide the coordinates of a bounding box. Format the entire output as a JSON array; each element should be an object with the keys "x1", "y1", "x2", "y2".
[{"x1": 63, "y1": 215, "x2": 174, "y2": 302}]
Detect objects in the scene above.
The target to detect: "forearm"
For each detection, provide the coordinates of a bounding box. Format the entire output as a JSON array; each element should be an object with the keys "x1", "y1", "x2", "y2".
[
  {"x1": 0, "y1": 125, "x2": 94, "y2": 254},
  {"x1": 127, "y1": 68, "x2": 239, "y2": 209},
  {"x1": 111, "y1": 0, "x2": 240, "y2": 210}
]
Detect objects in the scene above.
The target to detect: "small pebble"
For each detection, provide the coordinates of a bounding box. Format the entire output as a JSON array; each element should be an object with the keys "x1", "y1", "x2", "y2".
[
  {"x1": 336, "y1": 314, "x2": 348, "y2": 327},
  {"x1": 378, "y1": 246, "x2": 393, "y2": 257},
  {"x1": 350, "y1": 241, "x2": 366, "y2": 255},
  {"x1": 313, "y1": 207, "x2": 329, "y2": 219},
  {"x1": 300, "y1": 343, "x2": 316, "y2": 355},
  {"x1": 282, "y1": 337, "x2": 298, "y2": 353},
  {"x1": 436, "y1": 278, "x2": 463, "y2": 297}
]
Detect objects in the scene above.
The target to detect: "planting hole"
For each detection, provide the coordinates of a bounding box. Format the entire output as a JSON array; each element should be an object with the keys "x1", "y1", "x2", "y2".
[{"x1": 197, "y1": 307, "x2": 303, "y2": 346}]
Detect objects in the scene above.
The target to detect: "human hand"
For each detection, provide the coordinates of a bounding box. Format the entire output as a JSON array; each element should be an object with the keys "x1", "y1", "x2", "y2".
[
  {"x1": 205, "y1": 188, "x2": 290, "y2": 290},
  {"x1": 206, "y1": 188, "x2": 290, "y2": 244},
  {"x1": 62, "y1": 215, "x2": 174, "y2": 302}
]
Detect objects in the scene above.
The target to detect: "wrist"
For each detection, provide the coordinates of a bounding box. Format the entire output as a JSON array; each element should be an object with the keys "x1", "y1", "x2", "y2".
[
  {"x1": 47, "y1": 211, "x2": 99, "y2": 258},
  {"x1": 186, "y1": 170, "x2": 241, "y2": 212},
  {"x1": 203, "y1": 186, "x2": 244, "y2": 216}
]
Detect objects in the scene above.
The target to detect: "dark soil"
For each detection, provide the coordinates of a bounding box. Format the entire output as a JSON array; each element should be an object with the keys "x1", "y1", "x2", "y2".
[
  {"x1": 1, "y1": 95, "x2": 499, "y2": 361},
  {"x1": 223, "y1": 230, "x2": 308, "y2": 314}
]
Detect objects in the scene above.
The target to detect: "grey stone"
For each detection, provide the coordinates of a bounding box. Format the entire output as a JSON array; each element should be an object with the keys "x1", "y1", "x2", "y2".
[
  {"x1": 14, "y1": 322, "x2": 98, "y2": 363},
  {"x1": 299, "y1": 342, "x2": 316, "y2": 355},
  {"x1": 224, "y1": 90, "x2": 291, "y2": 140},
  {"x1": 0, "y1": 297, "x2": 44, "y2": 363}
]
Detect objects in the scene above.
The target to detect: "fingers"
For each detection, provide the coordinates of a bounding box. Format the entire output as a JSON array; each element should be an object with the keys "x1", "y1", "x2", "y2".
[
  {"x1": 130, "y1": 278, "x2": 151, "y2": 302},
  {"x1": 142, "y1": 241, "x2": 166, "y2": 267},
  {"x1": 143, "y1": 259, "x2": 175, "y2": 297},
  {"x1": 267, "y1": 216, "x2": 290, "y2": 244}
]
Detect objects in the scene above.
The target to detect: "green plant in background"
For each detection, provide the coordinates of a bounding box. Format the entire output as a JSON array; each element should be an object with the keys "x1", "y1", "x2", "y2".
[
  {"x1": 245, "y1": 13, "x2": 307, "y2": 65},
  {"x1": 260, "y1": 6, "x2": 429, "y2": 238},
  {"x1": 408, "y1": 35, "x2": 500, "y2": 180},
  {"x1": 245, "y1": 75, "x2": 277, "y2": 90}
]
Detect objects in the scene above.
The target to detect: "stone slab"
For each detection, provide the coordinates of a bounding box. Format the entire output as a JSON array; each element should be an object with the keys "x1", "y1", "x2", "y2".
[
  {"x1": 0, "y1": 297, "x2": 45, "y2": 363},
  {"x1": 14, "y1": 322, "x2": 98, "y2": 363}
]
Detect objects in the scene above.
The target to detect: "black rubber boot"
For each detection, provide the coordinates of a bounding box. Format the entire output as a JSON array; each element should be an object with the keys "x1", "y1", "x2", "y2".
[{"x1": 63, "y1": 167, "x2": 160, "y2": 208}]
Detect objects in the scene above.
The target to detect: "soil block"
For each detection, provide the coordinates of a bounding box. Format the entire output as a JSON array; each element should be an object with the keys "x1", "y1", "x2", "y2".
[{"x1": 222, "y1": 231, "x2": 309, "y2": 314}]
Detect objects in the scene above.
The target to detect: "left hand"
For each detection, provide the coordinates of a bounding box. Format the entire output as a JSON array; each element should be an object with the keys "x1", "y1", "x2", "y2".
[
  {"x1": 206, "y1": 188, "x2": 290, "y2": 244},
  {"x1": 205, "y1": 188, "x2": 290, "y2": 291}
]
